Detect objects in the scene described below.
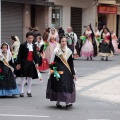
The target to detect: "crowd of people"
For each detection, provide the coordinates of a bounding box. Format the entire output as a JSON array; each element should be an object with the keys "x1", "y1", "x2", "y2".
[
  {"x1": 80, "y1": 25, "x2": 119, "y2": 61},
  {"x1": 0, "y1": 24, "x2": 119, "y2": 109}
]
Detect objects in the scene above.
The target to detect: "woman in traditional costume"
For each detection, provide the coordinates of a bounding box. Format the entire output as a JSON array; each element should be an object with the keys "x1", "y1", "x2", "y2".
[
  {"x1": 45, "y1": 27, "x2": 59, "y2": 63},
  {"x1": 111, "y1": 31, "x2": 118, "y2": 53},
  {"x1": 11, "y1": 36, "x2": 20, "y2": 59},
  {"x1": 98, "y1": 28, "x2": 114, "y2": 61},
  {"x1": 0, "y1": 43, "x2": 19, "y2": 96},
  {"x1": 94, "y1": 27, "x2": 100, "y2": 52},
  {"x1": 46, "y1": 37, "x2": 77, "y2": 109},
  {"x1": 80, "y1": 25, "x2": 97, "y2": 60}
]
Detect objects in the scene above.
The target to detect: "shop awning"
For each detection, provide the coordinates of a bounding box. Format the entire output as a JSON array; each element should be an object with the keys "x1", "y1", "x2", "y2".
[{"x1": 1, "y1": 0, "x2": 54, "y2": 7}]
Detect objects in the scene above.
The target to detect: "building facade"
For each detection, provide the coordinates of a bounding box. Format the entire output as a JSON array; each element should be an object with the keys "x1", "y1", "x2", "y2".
[
  {"x1": 1, "y1": 0, "x2": 97, "y2": 43},
  {"x1": 97, "y1": 0, "x2": 120, "y2": 37},
  {"x1": 48, "y1": 0, "x2": 96, "y2": 37},
  {"x1": 2, "y1": 0, "x2": 120, "y2": 44},
  {"x1": 1, "y1": 0, "x2": 54, "y2": 43}
]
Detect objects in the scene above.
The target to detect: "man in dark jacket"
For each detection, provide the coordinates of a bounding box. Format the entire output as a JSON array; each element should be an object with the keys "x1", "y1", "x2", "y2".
[{"x1": 58, "y1": 27, "x2": 65, "y2": 39}]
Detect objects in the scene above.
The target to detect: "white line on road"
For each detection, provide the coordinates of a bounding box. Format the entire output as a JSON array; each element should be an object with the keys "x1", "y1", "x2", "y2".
[
  {"x1": 88, "y1": 119, "x2": 110, "y2": 120},
  {"x1": 0, "y1": 114, "x2": 50, "y2": 118}
]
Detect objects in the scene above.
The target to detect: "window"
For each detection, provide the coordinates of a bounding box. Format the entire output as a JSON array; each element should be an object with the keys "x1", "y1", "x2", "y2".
[{"x1": 52, "y1": 6, "x2": 62, "y2": 28}]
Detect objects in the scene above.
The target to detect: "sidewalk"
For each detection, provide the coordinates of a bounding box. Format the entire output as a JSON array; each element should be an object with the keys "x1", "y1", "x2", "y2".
[{"x1": 76, "y1": 65, "x2": 120, "y2": 104}]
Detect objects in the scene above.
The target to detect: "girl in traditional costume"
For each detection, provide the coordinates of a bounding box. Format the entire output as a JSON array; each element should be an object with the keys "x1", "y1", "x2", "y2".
[
  {"x1": 98, "y1": 28, "x2": 114, "y2": 61},
  {"x1": 80, "y1": 25, "x2": 97, "y2": 60},
  {"x1": 111, "y1": 31, "x2": 118, "y2": 53},
  {"x1": 46, "y1": 37, "x2": 77, "y2": 109},
  {"x1": 35, "y1": 36, "x2": 44, "y2": 57},
  {"x1": 36, "y1": 36, "x2": 49, "y2": 72},
  {"x1": 45, "y1": 27, "x2": 59, "y2": 63},
  {"x1": 0, "y1": 43, "x2": 20, "y2": 96}
]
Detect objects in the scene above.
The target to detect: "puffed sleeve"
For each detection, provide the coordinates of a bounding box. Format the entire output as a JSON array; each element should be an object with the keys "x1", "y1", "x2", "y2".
[
  {"x1": 56, "y1": 35, "x2": 59, "y2": 43},
  {"x1": 74, "y1": 33, "x2": 78, "y2": 45}
]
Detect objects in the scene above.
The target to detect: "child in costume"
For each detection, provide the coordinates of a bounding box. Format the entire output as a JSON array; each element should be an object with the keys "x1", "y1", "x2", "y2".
[
  {"x1": 0, "y1": 42, "x2": 19, "y2": 96},
  {"x1": 16, "y1": 32, "x2": 39, "y2": 97},
  {"x1": 35, "y1": 36, "x2": 45, "y2": 80},
  {"x1": 36, "y1": 36, "x2": 49, "y2": 72}
]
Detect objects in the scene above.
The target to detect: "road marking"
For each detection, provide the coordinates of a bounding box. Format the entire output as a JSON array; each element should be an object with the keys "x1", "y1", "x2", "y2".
[
  {"x1": 88, "y1": 119, "x2": 110, "y2": 120},
  {"x1": 0, "y1": 114, "x2": 50, "y2": 118}
]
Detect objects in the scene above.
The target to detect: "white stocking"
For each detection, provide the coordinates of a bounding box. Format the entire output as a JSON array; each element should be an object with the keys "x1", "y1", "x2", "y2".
[
  {"x1": 27, "y1": 77, "x2": 32, "y2": 93},
  {"x1": 20, "y1": 77, "x2": 25, "y2": 93}
]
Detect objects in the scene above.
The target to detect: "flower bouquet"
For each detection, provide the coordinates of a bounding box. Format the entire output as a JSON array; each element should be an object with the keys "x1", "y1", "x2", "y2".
[
  {"x1": 11, "y1": 51, "x2": 17, "y2": 59},
  {"x1": 96, "y1": 36, "x2": 103, "y2": 43},
  {"x1": 49, "y1": 62, "x2": 60, "y2": 81},
  {"x1": 80, "y1": 36, "x2": 87, "y2": 44},
  {"x1": 44, "y1": 41, "x2": 49, "y2": 51}
]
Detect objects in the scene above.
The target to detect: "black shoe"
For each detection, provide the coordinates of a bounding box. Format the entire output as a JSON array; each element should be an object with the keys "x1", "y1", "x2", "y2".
[
  {"x1": 27, "y1": 93, "x2": 32, "y2": 97},
  {"x1": 90, "y1": 57, "x2": 92, "y2": 60},
  {"x1": 20, "y1": 93, "x2": 24, "y2": 97},
  {"x1": 101, "y1": 58, "x2": 104, "y2": 61},
  {"x1": 56, "y1": 104, "x2": 62, "y2": 108},
  {"x1": 24, "y1": 82, "x2": 28, "y2": 86},
  {"x1": 86, "y1": 57, "x2": 89, "y2": 60},
  {"x1": 66, "y1": 104, "x2": 73, "y2": 109},
  {"x1": 106, "y1": 58, "x2": 108, "y2": 61}
]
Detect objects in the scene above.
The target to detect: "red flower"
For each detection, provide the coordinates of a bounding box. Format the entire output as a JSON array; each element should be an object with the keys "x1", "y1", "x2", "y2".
[
  {"x1": 50, "y1": 62, "x2": 56, "y2": 65},
  {"x1": 0, "y1": 68, "x2": 2, "y2": 73}
]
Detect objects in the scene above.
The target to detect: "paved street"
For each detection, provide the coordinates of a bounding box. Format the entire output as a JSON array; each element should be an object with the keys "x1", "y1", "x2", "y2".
[{"x1": 0, "y1": 54, "x2": 120, "y2": 120}]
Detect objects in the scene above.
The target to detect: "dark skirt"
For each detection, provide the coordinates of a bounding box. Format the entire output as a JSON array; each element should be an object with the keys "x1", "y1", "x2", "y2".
[
  {"x1": 98, "y1": 42, "x2": 114, "y2": 57},
  {"x1": 46, "y1": 79, "x2": 76, "y2": 103},
  {"x1": 99, "y1": 42, "x2": 111, "y2": 53},
  {"x1": 15, "y1": 60, "x2": 38, "y2": 79},
  {"x1": 46, "y1": 56, "x2": 76, "y2": 103},
  {"x1": 0, "y1": 61, "x2": 19, "y2": 96}
]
